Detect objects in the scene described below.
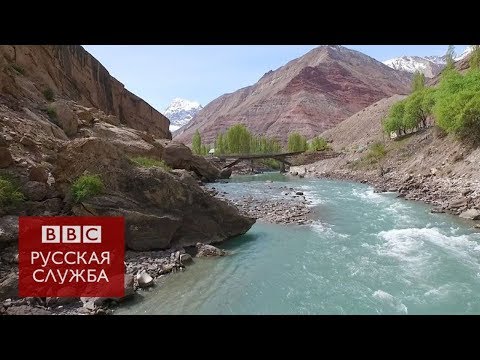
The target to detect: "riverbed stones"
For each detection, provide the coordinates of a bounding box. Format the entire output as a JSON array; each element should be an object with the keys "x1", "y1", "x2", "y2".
[
  {"x1": 449, "y1": 197, "x2": 468, "y2": 208},
  {"x1": 459, "y1": 208, "x2": 480, "y2": 220},
  {"x1": 196, "y1": 243, "x2": 227, "y2": 257}
]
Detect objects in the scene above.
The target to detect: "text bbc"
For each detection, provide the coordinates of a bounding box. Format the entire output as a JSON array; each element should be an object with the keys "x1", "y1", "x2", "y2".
[{"x1": 42, "y1": 225, "x2": 102, "y2": 244}]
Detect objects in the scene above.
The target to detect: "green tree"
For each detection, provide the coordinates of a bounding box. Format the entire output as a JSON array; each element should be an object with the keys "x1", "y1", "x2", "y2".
[
  {"x1": 383, "y1": 100, "x2": 406, "y2": 136},
  {"x1": 192, "y1": 130, "x2": 202, "y2": 155},
  {"x1": 433, "y1": 69, "x2": 480, "y2": 139},
  {"x1": 469, "y1": 45, "x2": 480, "y2": 70},
  {"x1": 411, "y1": 71, "x2": 425, "y2": 92},
  {"x1": 403, "y1": 88, "x2": 436, "y2": 130},
  {"x1": 215, "y1": 133, "x2": 226, "y2": 155},
  {"x1": 201, "y1": 144, "x2": 209, "y2": 155},
  {"x1": 445, "y1": 45, "x2": 456, "y2": 71},
  {"x1": 224, "y1": 124, "x2": 252, "y2": 154},
  {"x1": 287, "y1": 132, "x2": 308, "y2": 152}
]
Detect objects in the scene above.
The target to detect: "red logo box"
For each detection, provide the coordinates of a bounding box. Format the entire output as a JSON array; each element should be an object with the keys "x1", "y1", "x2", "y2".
[{"x1": 19, "y1": 217, "x2": 125, "y2": 298}]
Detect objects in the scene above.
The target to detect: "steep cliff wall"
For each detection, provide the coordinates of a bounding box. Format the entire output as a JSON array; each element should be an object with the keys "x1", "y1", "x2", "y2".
[{"x1": 0, "y1": 45, "x2": 170, "y2": 139}]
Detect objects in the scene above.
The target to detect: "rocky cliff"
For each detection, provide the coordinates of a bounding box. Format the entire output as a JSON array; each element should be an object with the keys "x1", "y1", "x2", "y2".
[
  {"x1": 174, "y1": 45, "x2": 411, "y2": 145},
  {"x1": 0, "y1": 45, "x2": 170, "y2": 139},
  {"x1": 0, "y1": 45, "x2": 254, "y2": 251}
]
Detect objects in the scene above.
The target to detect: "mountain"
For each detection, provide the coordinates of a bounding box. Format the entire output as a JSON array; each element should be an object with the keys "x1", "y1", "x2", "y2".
[
  {"x1": 164, "y1": 98, "x2": 203, "y2": 131},
  {"x1": 383, "y1": 56, "x2": 445, "y2": 78},
  {"x1": 383, "y1": 46, "x2": 474, "y2": 78},
  {"x1": 0, "y1": 46, "x2": 171, "y2": 139},
  {"x1": 174, "y1": 45, "x2": 411, "y2": 145}
]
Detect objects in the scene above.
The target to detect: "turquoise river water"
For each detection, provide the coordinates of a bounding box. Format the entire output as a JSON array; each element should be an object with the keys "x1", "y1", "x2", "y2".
[{"x1": 117, "y1": 173, "x2": 480, "y2": 315}]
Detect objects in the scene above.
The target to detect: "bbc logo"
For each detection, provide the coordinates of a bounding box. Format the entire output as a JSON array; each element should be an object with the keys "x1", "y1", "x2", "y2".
[{"x1": 41, "y1": 226, "x2": 102, "y2": 244}]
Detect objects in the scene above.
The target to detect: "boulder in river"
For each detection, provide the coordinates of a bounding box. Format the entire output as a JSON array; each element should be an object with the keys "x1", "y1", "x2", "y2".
[
  {"x1": 136, "y1": 272, "x2": 154, "y2": 288},
  {"x1": 180, "y1": 253, "x2": 193, "y2": 265}
]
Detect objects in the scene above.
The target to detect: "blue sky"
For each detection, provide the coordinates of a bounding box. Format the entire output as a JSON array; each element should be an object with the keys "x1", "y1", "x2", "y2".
[{"x1": 83, "y1": 45, "x2": 468, "y2": 112}]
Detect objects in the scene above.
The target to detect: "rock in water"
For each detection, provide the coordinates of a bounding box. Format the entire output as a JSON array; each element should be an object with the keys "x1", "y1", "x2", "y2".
[
  {"x1": 196, "y1": 243, "x2": 227, "y2": 257},
  {"x1": 459, "y1": 209, "x2": 480, "y2": 220},
  {"x1": 136, "y1": 272, "x2": 154, "y2": 288},
  {"x1": 180, "y1": 253, "x2": 193, "y2": 265},
  {"x1": 124, "y1": 274, "x2": 135, "y2": 298},
  {"x1": 219, "y1": 167, "x2": 232, "y2": 179}
]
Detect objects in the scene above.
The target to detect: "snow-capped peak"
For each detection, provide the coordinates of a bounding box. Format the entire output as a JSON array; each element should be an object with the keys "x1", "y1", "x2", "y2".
[
  {"x1": 164, "y1": 98, "x2": 203, "y2": 132},
  {"x1": 455, "y1": 45, "x2": 474, "y2": 61},
  {"x1": 383, "y1": 56, "x2": 444, "y2": 78},
  {"x1": 383, "y1": 47, "x2": 475, "y2": 78}
]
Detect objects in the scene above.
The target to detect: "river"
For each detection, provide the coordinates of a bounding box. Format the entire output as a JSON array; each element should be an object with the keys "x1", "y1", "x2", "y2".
[{"x1": 117, "y1": 173, "x2": 480, "y2": 315}]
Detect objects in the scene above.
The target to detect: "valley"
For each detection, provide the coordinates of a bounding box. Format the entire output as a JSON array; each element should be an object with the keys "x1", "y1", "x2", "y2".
[{"x1": 1, "y1": 44, "x2": 480, "y2": 315}]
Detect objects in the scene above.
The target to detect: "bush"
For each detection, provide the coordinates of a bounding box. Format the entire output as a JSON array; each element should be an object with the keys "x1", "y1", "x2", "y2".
[
  {"x1": 130, "y1": 156, "x2": 171, "y2": 170},
  {"x1": 43, "y1": 88, "x2": 55, "y2": 102},
  {"x1": 287, "y1": 132, "x2": 308, "y2": 152},
  {"x1": 46, "y1": 105, "x2": 57, "y2": 121},
  {"x1": 11, "y1": 63, "x2": 25, "y2": 75},
  {"x1": 309, "y1": 136, "x2": 329, "y2": 151},
  {"x1": 71, "y1": 175, "x2": 104, "y2": 203},
  {"x1": 365, "y1": 142, "x2": 387, "y2": 163},
  {"x1": 0, "y1": 175, "x2": 25, "y2": 210}
]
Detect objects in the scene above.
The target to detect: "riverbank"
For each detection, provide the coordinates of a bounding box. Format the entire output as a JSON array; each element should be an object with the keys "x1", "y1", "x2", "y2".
[
  {"x1": 0, "y1": 242, "x2": 229, "y2": 315},
  {"x1": 289, "y1": 160, "x2": 480, "y2": 229},
  {"x1": 114, "y1": 175, "x2": 480, "y2": 315},
  {"x1": 207, "y1": 179, "x2": 314, "y2": 225}
]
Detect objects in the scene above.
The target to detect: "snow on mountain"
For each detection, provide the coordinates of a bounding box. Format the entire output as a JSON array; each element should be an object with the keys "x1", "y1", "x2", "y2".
[
  {"x1": 164, "y1": 98, "x2": 203, "y2": 132},
  {"x1": 383, "y1": 47, "x2": 474, "y2": 78},
  {"x1": 383, "y1": 56, "x2": 444, "y2": 78},
  {"x1": 456, "y1": 46, "x2": 473, "y2": 61}
]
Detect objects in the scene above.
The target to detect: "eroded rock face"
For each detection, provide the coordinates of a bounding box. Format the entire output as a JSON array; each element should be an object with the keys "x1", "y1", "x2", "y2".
[
  {"x1": 0, "y1": 148, "x2": 13, "y2": 168},
  {"x1": 50, "y1": 100, "x2": 78, "y2": 137},
  {"x1": 0, "y1": 45, "x2": 170, "y2": 139},
  {"x1": 58, "y1": 139, "x2": 255, "y2": 251}
]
